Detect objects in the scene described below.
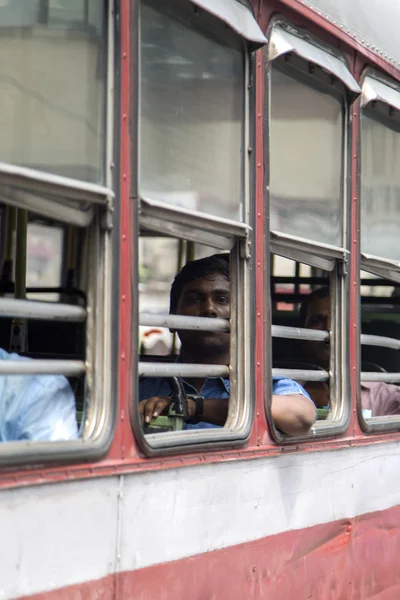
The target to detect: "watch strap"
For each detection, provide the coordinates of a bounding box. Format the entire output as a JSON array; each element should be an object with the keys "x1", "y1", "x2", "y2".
[{"x1": 186, "y1": 394, "x2": 204, "y2": 424}]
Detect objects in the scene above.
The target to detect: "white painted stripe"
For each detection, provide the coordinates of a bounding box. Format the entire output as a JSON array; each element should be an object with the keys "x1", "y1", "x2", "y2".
[{"x1": 1, "y1": 441, "x2": 400, "y2": 598}]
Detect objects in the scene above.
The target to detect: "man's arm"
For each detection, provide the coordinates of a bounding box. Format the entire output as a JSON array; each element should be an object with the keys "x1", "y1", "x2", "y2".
[
  {"x1": 271, "y1": 394, "x2": 316, "y2": 434},
  {"x1": 139, "y1": 393, "x2": 315, "y2": 434}
]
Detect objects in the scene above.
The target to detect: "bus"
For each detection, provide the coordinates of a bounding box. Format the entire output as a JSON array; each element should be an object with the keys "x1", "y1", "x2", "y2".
[{"x1": 0, "y1": 0, "x2": 400, "y2": 598}]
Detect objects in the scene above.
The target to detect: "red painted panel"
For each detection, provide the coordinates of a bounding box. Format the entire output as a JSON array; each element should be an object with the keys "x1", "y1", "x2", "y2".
[
  {"x1": 119, "y1": 506, "x2": 400, "y2": 600},
  {"x1": 18, "y1": 506, "x2": 400, "y2": 600},
  {"x1": 22, "y1": 575, "x2": 115, "y2": 600}
]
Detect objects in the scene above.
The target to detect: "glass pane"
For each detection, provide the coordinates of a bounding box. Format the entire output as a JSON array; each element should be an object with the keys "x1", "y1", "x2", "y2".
[
  {"x1": 270, "y1": 68, "x2": 343, "y2": 246},
  {"x1": 0, "y1": 0, "x2": 106, "y2": 183},
  {"x1": 361, "y1": 114, "x2": 400, "y2": 261},
  {"x1": 140, "y1": 3, "x2": 244, "y2": 221}
]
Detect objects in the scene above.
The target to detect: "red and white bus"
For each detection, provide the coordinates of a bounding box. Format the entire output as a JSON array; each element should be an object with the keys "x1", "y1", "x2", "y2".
[{"x1": 1, "y1": 0, "x2": 400, "y2": 598}]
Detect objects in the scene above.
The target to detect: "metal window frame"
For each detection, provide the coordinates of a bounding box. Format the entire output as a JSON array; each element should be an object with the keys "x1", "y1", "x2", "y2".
[
  {"x1": 0, "y1": 0, "x2": 116, "y2": 467},
  {"x1": 132, "y1": 1, "x2": 257, "y2": 454},
  {"x1": 264, "y1": 17, "x2": 356, "y2": 442},
  {"x1": 358, "y1": 69, "x2": 400, "y2": 434}
]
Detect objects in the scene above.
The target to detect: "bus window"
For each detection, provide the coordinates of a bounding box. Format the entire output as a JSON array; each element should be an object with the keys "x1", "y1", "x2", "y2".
[
  {"x1": 134, "y1": 0, "x2": 267, "y2": 453},
  {"x1": 0, "y1": 0, "x2": 114, "y2": 463},
  {"x1": 359, "y1": 74, "x2": 400, "y2": 431},
  {"x1": 266, "y1": 22, "x2": 360, "y2": 439},
  {"x1": 271, "y1": 256, "x2": 332, "y2": 420}
]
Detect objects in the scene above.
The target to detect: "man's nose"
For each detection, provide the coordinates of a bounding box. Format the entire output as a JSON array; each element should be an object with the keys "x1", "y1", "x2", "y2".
[{"x1": 202, "y1": 298, "x2": 218, "y2": 317}]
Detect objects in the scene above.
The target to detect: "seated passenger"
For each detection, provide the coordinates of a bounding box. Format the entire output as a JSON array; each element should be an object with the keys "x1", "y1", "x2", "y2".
[
  {"x1": 139, "y1": 254, "x2": 316, "y2": 435},
  {"x1": 0, "y1": 348, "x2": 78, "y2": 441},
  {"x1": 300, "y1": 287, "x2": 400, "y2": 416}
]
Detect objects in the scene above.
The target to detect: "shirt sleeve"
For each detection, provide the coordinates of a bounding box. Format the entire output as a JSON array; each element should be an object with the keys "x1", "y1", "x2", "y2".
[
  {"x1": 16, "y1": 375, "x2": 78, "y2": 442},
  {"x1": 273, "y1": 378, "x2": 315, "y2": 405}
]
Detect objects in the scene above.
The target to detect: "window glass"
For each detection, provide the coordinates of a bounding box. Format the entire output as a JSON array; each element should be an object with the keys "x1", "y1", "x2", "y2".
[
  {"x1": 361, "y1": 114, "x2": 400, "y2": 261},
  {"x1": 0, "y1": 0, "x2": 106, "y2": 183},
  {"x1": 140, "y1": 2, "x2": 244, "y2": 221},
  {"x1": 270, "y1": 68, "x2": 343, "y2": 246}
]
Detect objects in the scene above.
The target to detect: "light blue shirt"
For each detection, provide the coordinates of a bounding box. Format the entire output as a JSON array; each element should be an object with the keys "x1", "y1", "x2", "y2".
[
  {"x1": 139, "y1": 374, "x2": 314, "y2": 430},
  {"x1": 0, "y1": 348, "x2": 78, "y2": 442}
]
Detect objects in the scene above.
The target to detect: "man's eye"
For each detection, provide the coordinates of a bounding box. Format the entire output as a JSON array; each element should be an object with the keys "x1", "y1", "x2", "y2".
[
  {"x1": 217, "y1": 296, "x2": 230, "y2": 304},
  {"x1": 186, "y1": 295, "x2": 200, "y2": 304}
]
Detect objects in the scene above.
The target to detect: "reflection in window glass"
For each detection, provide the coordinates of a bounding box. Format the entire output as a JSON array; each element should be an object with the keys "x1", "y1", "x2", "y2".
[
  {"x1": 270, "y1": 68, "x2": 343, "y2": 246},
  {"x1": 0, "y1": 0, "x2": 106, "y2": 183},
  {"x1": 140, "y1": 3, "x2": 244, "y2": 221},
  {"x1": 361, "y1": 114, "x2": 400, "y2": 261}
]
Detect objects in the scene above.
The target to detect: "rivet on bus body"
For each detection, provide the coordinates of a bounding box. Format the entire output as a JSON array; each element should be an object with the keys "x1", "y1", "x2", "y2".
[
  {"x1": 257, "y1": 361, "x2": 260, "y2": 367},
  {"x1": 121, "y1": 352, "x2": 125, "y2": 360},
  {"x1": 123, "y1": 113, "x2": 127, "y2": 120},
  {"x1": 123, "y1": 52, "x2": 127, "y2": 59},
  {"x1": 256, "y1": 412, "x2": 260, "y2": 417},
  {"x1": 122, "y1": 295, "x2": 126, "y2": 301},
  {"x1": 122, "y1": 234, "x2": 126, "y2": 241}
]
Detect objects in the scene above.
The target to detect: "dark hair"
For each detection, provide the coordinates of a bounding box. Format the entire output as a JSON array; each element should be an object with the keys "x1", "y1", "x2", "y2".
[
  {"x1": 169, "y1": 253, "x2": 230, "y2": 314},
  {"x1": 299, "y1": 286, "x2": 329, "y2": 325}
]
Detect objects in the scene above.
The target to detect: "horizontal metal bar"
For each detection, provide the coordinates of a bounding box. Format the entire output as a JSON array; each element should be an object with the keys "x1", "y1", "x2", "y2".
[
  {"x1": 138, "y1": 362, "x2": 229, "y2": 378},
  {"x1": 272, "y1": 324, "x2": 329, "y2": 342},
  {"x1": 0, "y1": 360, "x2": 86, "y2": 376},
  {"x1": 361, "y1": 372, "x2": 400, "y2": 383},
  {"x1": 270, "y1": 242, "x2": 335, "y2": 272},
  {"x1": 361, "y1": 334, "x2": 400, "y2": 351},
  {"x1": 271, "y1": 230, "x2": 348, "y2": 261},
  {"x1": 272, "y1": 368, "x2": 329, "y2": 382},
  {"x1": 0, "y1": 161, "x2": 113, "y2": 204},
  {"x1": 0, "y1": 297, "x2": 86, "y2": 322},
  {"x1": 139, "y1": 313, "x2": 229, "y2": 332},
  {"x1": 0, "y1": 190, "x2": 93, "y2": 227},
  {"x1": 139, "y1": 197, "x2": 249, "y2": 249},
  {"x1": 361, "y1": 253, "x2": 400, "y2": 284}
]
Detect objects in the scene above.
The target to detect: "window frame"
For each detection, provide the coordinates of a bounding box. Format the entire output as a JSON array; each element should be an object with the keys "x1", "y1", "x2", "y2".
[
  {"x1": 264, "y1": 17, "x2": 359, "y2": 442},
  {"x1": 0, "y1": 0, "x2": 116, "y2": 466},
  {"x1": 358, "y1": 69, "x2": 400, "y2": 434},
  {"x1": 131, "y1": 0, "x2": 262, "y2": 456}
]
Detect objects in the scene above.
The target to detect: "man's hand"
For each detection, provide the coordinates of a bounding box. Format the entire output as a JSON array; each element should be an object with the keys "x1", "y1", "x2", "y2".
[
  {"x1": 139, "y1": 396, "x2": 172, "y2": 423},
  {"x1": 139, "y1": 396, "x2": 198, "y2": 423}
]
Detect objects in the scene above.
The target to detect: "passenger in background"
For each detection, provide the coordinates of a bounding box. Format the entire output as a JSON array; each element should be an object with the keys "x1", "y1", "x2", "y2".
[
  {"x1": 0, "y1": 348, "x2": 78, "y2": 442},
  {"x1": 139, "y1": 254, "x2": 316, "y2": 435},
  {"x1": 300, "y1": 287, "x2": 400, "y2": 416}
]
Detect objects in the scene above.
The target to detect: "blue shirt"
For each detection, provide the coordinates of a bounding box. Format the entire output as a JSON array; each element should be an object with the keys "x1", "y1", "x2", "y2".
[
  {"x1": 0, "y1": 348, "x2": 78, "y2": 442},
  {"x1": 139, "y1": 374, "x2": 314, "y2": 430}
]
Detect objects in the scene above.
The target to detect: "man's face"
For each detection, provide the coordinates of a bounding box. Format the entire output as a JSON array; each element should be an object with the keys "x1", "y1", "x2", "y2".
[
  {"x1": 303, "y1": 294, "x2": 331, "y2": 365},
  {"x1": 175, "y1": 273, "x2": 230, "y2": 355}
]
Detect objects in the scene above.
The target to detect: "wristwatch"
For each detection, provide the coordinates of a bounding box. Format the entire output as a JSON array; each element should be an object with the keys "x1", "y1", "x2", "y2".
[{"x1": 186, "y1": 394, "x2": 204, "y2": 424}]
